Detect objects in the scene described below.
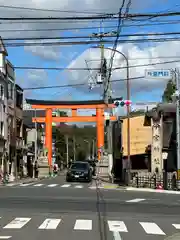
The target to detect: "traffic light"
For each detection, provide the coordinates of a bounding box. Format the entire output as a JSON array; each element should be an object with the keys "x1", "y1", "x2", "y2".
[
  {"x1": 124, "y1": 100, "x2": 132, "y2": 106},
  {"x1": 114, "y1": 99, "x2": 131, "y2": 107},
  {"x1": 114, "y1": 97, "x2": 124, "y2": 107}
]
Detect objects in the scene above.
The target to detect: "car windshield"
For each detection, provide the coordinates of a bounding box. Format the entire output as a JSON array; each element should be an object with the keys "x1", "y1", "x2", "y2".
[{"x1": 71, "y1": 162, "x2": 88, "y2": 170}]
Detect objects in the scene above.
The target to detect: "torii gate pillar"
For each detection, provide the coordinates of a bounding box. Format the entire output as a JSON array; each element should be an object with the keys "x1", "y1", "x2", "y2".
[
  {"x1": 45, "y1": 108, "x2": 52, "y2": 169},
  {"x1": 96, "y1": 108, "x2": 104, "y2": 160}
]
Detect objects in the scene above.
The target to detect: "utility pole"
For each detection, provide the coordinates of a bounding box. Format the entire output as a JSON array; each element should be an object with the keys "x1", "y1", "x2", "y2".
[
  {"x1": 34, "y1": 109, "x2": 38, "y2": 164},
  {"x1": 13, "y1": 82, "x2": 17, "y2": 181},
  {"x1": 73, "y1": 135, "x2": 76, "y2": 161},
  {"x1": 66, "y1": 135, "x2": 69, "y2": 168},
  {"x1": 92, "y1": 139, "x2": 95, "y2": 159},
  {"x1": 90, "y1": 25, "x2": 116, "y2": 182},
  {"x1": 175, "y1": 69, "x2": 180, "y2": 189}
]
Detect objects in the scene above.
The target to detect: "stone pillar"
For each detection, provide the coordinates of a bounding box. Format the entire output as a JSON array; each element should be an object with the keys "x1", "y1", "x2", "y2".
[{"x1": 151, "y1": 113, "x2": 163, "y2": 173}]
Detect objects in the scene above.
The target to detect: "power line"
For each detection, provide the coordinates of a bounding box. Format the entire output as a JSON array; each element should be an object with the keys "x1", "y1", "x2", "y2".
[
  {"x1": 8, "y1": 59, "x2": 180, "y2": 71},
  {"x1": 1, "y1": 20, "x2": 180, "y2": 32},
  {"x1": 23, "y1": 76, "x2": 144, "y2": 90},
  {"x1": 0, "y1": 14, "x2": 117, "y2": 21},
  {"x1": 3, "y1": 31, "x2": 180, "y2": 41},
  {"x1": 1, "y1": 11, "x2": 180, "y2": 21},
  {"x1": 3, "y1": 37, "x2": 180, "y2": 47},
  {"x1": 1, "y1": 18, "x2": 180, "y2": 25}
]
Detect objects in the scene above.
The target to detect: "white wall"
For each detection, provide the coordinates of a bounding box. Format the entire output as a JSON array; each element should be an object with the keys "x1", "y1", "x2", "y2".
[
  {"x1": 0, "y1": 53, "x2": 6, "y2": 75},
  {"x1": 27, "y1": 128, "x2": 36, "y2": 144}
]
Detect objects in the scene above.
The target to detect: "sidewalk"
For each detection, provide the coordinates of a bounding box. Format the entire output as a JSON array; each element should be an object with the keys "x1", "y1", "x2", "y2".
[
  {"x1": 90, "y1": 180, "x2": 180, "y2": 194},
  {"x1": 126, "y1": 187, "x2": 180, "y2": 195},
  {"x1": 6, "y1": 169, "x2": 67, "y2": 185},
  {"x1": 1, "y1": 175, "x2": 51, "y2": 186}
]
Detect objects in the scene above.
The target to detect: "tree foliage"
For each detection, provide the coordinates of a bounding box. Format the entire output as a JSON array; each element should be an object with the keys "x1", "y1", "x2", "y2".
[
  {"x1": 162, "y1": 80, "x2": 176, "y2": 103},
  {"x1": 54, "y1": 116, "x2": 96, "y2": 165}
]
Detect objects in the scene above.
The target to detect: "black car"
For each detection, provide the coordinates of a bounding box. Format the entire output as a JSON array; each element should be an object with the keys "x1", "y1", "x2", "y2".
[{"x1": 66, "y1": 161, "x2": 92, "y2": 182}]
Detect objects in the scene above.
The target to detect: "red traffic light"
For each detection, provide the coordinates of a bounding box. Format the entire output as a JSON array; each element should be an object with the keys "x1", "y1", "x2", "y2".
[{"x1": 124, "y1": 100, "x2": 132, "y2": 106}]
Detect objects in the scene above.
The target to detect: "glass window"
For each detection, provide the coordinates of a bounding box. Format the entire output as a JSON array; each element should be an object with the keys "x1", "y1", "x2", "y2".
[
  {"x1": 8, "y1": 82, "x2": 13, "y2": 99},
  {"x1": 0, "y1": 85, "x2": 4, "y2": 100},
  {"x1": 71, "y1": 162, "x2": 88, "y2": 170}
]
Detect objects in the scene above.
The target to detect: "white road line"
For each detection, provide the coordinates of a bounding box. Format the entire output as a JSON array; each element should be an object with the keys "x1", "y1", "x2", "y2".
[
  {"x1": 113, "y1": 231, "x2": 122, "y2": 240},
  {"x1": 74, "y1": 219, "x2": 92, "y2": 230},
  {"x1": 172, "y1": 224, "x2": 180, "y2": 229},
  {"x1": 140, "y1": 222, "x2": 165, "y2": 235},
  {"x1": 126, "y1": 198, "x2": 146, "y2": 203},
  {"x1": 47, "y1": 184, "x2": 58, "y2": 187},
  {"x1": 108, "y1": 221, "x2": 128, "y2": 232},
  {"x1": 3, "y1": 218, "x2": 31, "y2": 229},
  {"x1": 33, "y1": 184, "x2": 44, "y2": 187},
  {"x1": 88, "y1": 186, "x2": 96, "y2": 189},
  {"x1": 38, "y1": 219, "x2": 61, "y2": 229},
  {"x1": 74, "y1": 185, "x2": 83, "y2": 188},
  {"x1": 6, "y1": 183, "x2": 17, "y2": 187},
  {"x1": 0, "y1": 236, "x2": 12, "y2": 239},
  {"x1": 61, "y1": 184, "x2": 71, "y2": 188},
  {"x1": 19, "y1": 183, "x2": 34, "y2": 187}
]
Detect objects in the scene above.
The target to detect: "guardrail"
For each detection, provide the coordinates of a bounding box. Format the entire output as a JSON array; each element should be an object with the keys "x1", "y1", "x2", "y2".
[{"x1": 130, "y1": 171, "x2": 177, "y2": 190}]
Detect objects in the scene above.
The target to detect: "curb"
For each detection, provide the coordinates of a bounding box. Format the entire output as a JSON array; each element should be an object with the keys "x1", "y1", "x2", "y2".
[{"x1": 126, "y1": 187, "x2": 180, "y2": 195}]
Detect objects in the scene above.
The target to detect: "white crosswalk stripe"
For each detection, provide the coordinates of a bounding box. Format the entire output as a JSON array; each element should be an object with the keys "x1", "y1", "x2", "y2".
[
  {"x1": 33, "y1": 184, "x2": 44, "y2": 187},
  {"x1": 19, "y1": 183, "x2": 34, "y2": 187},
  {"x1": 126, "y1": 198, "x2": 145, "y2": 203},
  {"x1": 47, "y1": 184, "x2": 58, "y2": 187},
  {"x1": 38, "y1": 219, "x2": 61, "y2": 229},
  {"x1": 61, "y1": 184, "x2": 71, "y2": 188},
  {"x1": 108, "y1": 221, "x2": 128, "y2": 232},
  {"x1": 139, "y1": 222, "x2": 165, "y2": 235},
  {"x1": 3, "y1": 218, "x2": 31, "y2": 229},
  {"x1": 0, "y1": 216, "x2": 175, "y2": 235},
  {"x1": 74, "y1": 185, "x2": 83, "y2": 188},
  {"x1": 74, "y1": 220, "x2": 92, "y2": 230},
  {"x1": 0, "y1": 236, "x2": 12, "y2": 239},
  {"x1": 172, "y1": 223, "x2": 180, "y2": 229}
]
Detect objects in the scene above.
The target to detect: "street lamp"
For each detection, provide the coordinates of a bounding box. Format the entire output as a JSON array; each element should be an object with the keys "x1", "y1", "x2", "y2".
[{"x1": 91, "y1": 46, "x2": 131, "y2": 183}]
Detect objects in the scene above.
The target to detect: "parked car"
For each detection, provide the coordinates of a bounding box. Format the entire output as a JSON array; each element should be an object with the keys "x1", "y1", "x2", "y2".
[{"x1": 66, "y1": 161, "x2": 92, "y2": 182}]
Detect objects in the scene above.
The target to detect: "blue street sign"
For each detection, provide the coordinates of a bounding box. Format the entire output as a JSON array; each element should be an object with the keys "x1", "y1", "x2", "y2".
[{"x1": 145, "y1": 69, "x2": 172, "y2": 79}]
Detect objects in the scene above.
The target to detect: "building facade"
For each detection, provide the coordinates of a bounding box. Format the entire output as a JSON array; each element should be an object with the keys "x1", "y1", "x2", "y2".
[{"x1": 0, "y1": 38, "x2": 9, "y2": 174}]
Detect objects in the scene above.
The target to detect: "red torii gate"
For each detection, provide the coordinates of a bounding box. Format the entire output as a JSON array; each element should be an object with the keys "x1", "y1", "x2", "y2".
[{"x1": 26, "y1": 99, "x2": 117, "y2": 170}]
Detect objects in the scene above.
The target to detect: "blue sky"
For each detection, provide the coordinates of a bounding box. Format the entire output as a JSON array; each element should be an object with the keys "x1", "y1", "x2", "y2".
[{"x1": 2, "y1": 0, "x2": 180, "y2": 114}]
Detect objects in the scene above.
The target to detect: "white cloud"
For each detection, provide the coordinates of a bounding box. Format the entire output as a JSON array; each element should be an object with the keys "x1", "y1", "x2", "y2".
[
  {"x1": 23, "y1": 69, "x2": 48, "y2": 89},
  {"x1": 24, "y1": 40, "x2": 60, "y2": 61},
  {"x1": 0, "y1": 0, "x2": 157, "y2": 60},
  {"x1": 63, "y1": 40, "x2": 180, "y2": 99}
]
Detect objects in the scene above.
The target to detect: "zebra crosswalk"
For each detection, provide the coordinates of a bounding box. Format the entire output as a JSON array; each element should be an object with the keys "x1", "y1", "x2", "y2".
[
  {"x1": 3, "y1": 182, "x2": 92, "y2": 189},
  {"x1": 0, "y1": 215, "x2": 178, "y2": 236}
]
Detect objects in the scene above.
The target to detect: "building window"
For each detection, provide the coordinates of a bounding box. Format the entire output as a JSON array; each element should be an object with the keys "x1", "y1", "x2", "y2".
[
  {"x1": 16, "y1": 91, "x2": 23, "y2": 109},
  {"x1": 0, "y1": 84, "x2": 4, "y2": 101},
  {"x1": 8, "y1": 82, "x2": 13, "y2": 100},
  {"x1": 0, "y1": 121, "x2": 4, "y2": 137}
]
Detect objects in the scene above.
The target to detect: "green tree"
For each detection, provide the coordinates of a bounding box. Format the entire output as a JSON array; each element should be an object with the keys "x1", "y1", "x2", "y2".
[
  {"x1": 76, "y1": 149, "x2": 86, "y2": 161},
  {"x1": 162, "y1": 80, "x2": 176, "y2": 102}
]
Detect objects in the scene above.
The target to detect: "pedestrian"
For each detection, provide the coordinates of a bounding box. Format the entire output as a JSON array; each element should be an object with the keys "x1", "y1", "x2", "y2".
[
  {"x1": 53, "y1": 163, "x2": 58, "y2": 176},
  {"x1": 34, "y1": 160, "x2": 39, "y2": 178}
]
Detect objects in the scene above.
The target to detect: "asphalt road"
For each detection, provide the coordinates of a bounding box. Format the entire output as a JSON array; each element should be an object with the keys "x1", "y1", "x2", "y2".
[{"x1": 0, "y1": 175, "x2": 179, "y2": 240}]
